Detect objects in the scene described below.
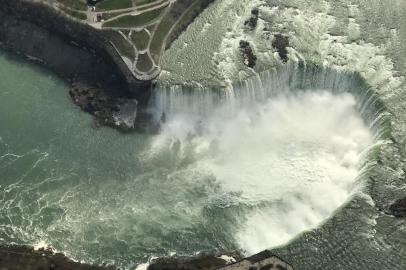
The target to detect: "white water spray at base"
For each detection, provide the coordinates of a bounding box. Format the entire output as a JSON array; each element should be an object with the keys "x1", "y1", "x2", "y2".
[{"x1": 147, "y1": 89, "x2": 374, "y2": 254}]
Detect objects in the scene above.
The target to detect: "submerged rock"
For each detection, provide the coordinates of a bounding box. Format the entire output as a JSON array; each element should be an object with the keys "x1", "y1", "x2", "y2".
[
  {"x1": 244, "y1": 8, "x2": 259, "y2": 30},
  {"x1": 240, "y1": 40, "x2": 257, "y2": 68},
  {"x1": 388, "y1": 197, "x2": 406, "y2": 218},
  {"x1": 272, "y1": 34, "x2": 290, "y2": 62}
]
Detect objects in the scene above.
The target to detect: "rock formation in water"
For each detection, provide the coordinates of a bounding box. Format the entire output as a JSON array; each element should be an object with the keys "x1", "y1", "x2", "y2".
[
  {"x1": 240, "y1": 40, "x2": 257, "y2": 68},
  {"x1": 244, "y1": 8, "x2": 259, "y2": 30},
  {"x1": 389, "y1": 197, "x2": 406, "y2": 218},
  {"x1": 272, "y1": 34, "x2": 290, "y2": 63}
]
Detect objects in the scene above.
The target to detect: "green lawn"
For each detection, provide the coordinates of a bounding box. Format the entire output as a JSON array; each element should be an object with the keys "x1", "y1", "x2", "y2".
[
  {"x1": 97, "y1": 0, "x2": 133, "y2": 10},
  {"x1": 134, "y1": 0, "x2": 158, "y2": 5},
  {"x1": 131, "y1": 30, "x2": 150, "y2": 50},
  {"x1": 104, "y1": 31, "x2": 136, "y2": 60},
  {"x1": 57, "y1": 0, "x2": 87, "y2": 10},
  {"x1": 103, "y1": 8, "x2": 164, "y2": 27},
  {"x1": 136, "y1": 52, "x2": 154, "y2": 72},
  {"x1": 149, "y1": 10, "x2": 176, "y2": 62},
  {"x1": 60, "y1": 7, "x2": 87, "y2": 20}
]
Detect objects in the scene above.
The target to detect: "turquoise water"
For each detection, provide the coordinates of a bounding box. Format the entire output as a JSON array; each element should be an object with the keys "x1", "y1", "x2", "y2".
[
  {"x1": 0, "y1": 50, "x2": 387, "y2": 269},
  {"x1": 0, "y1": 52, "x2": 242, "y2": 268}
]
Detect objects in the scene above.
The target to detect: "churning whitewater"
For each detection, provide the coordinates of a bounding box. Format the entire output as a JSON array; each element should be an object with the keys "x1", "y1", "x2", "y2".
[
  {"x1": 149, "y1": 88, "x2": 373, "y2": 254},
  {"x1": 0, "y1": 51, "x2": 385, "y2": 269}
]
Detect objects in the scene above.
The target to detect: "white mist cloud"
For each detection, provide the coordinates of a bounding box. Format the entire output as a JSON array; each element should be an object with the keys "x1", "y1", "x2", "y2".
[{"x1": 150, "y1": 90, "x2": 374, "y2": 254}]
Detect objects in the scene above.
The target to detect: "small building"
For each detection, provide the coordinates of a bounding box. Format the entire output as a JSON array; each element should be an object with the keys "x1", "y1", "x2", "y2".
[
  {"x1": 96, "y1": 13, "x2": 102, "y2": 22},
  {"x1": 218, "y1": 250, "x2": 294, "y2": 270}
]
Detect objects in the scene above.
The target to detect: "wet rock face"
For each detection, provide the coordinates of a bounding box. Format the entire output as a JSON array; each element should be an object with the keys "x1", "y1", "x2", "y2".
[
  {"x1": 148, "y1": 252, "x2": 242, "y2": 270},
  {"x1": 69, "y1": 82, "x2": 136, "y2": 131},
  {"x1": 0, "y1": 246, "x2": 114, "y2": 270},
  {"x1": 244, "y1": 8, "x2": 259, "y2": 30},
  {"x1": 70, "y1": 82, "x2": 119, "y2": 127},
  {"x1": 69, "y1": 81, "x2": 159, "y2": 133},
  {"x1": 240, "y1": 40, "x2": 257, "y2": 68},
  {"x1": 389, "y1": 197, "x2": 406, "y2": 217},
  {"x1": 272, "y1": 34, "x2": 289, "y2": 62}
]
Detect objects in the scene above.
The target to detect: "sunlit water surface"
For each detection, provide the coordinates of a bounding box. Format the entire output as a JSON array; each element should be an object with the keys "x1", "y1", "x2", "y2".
[{"x1": 0, "y1": 52, "x2": 379, "y2": 269}]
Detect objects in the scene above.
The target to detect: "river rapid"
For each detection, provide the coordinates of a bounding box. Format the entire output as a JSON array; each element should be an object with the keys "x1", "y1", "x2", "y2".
[{"x1": 1, "y1": 0, "x2": 406, "y2": 269}]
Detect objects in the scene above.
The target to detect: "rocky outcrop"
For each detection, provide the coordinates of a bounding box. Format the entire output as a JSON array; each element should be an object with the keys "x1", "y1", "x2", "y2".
[
  {"x1": 240, "y1": 40, "x2": 257, "y2": 68},
  {"x1": 148, "y1": 252, "x2": 242, "y2": 270},
  {"x1": 0, "y1": 246, "x2": 241, "y2": 270},
  {"x1": 0, "y1": 245, "x2": 115, "y2": 270},
  {"x1": 244, "y1": 8, "x2": 259, "y2": 30},
  {"x1": 388, "y1": 197, "x2": 406, "y2": 218},
  {"x1": 272, "y1": 34, "x2": 289, "y2": 63}
]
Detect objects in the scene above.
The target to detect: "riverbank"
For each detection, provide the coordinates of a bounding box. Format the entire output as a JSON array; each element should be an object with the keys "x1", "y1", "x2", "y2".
[
  {"x1": 0, "y1": 245, "x2": 245, "y2": 270},
  {"x1": 0, "y1": 246, "x2": 115, "y2": 270}
]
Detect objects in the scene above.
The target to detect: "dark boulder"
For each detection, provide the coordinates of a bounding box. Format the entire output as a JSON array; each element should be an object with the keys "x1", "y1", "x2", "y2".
[
  {"x1": 388, "y1": 197, "x2": 406, "y2": 218},
  {"x1": 244, "y1": 8, "x2": 259, "y2": 30},
  {"x1": 0, "y1": 245, "x2": 114, "y2": 270},
  {"x1": 272, "y1": 34, "x2": 289, "y2": 62},
  {"x1": 240, "y1": 40, "x2": 257, "y2": 68}
]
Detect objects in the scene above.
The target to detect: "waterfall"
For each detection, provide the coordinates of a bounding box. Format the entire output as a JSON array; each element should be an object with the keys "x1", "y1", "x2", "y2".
[
  {"x1": 150, "y1": 62, "x2": 391, "y2": 142},
  {"x1": 146, "y1": 62, "x2": 391, "y2": 254}
]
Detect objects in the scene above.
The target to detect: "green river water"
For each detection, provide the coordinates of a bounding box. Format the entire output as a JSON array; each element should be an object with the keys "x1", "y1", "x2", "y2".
[{"x1": 2, "y1": 0, "x2": 406, "y2": 269}]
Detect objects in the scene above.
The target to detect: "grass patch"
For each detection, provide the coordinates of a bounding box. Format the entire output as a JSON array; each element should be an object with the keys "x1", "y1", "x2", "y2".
[
  {"x1": 97, "y1": 0, "x2": 133, "y2": 10},
  {"x1": 104, "y1": 30, "x2": 136, "y2": 59},
  {"x1": 57, "y1": 0, "x2": 87, "y2": 10},
  {"x1": 149, "y1": 10, "x2": 176, "y2": 62},
  {"x1": 134, "y1": 0, "x2": 159, "y2": 5},
  {"x1": 60, "y1": 7, "x2": 87, "y2": 20},
  {"x1": 102, "y1": 11, "x2": 130, "y2": 20},
  {"x1": 136, "y1": 53, "x2": 154, "y2": 72},
  {"x1": 131, "y1": 30, "x2": 150, "y2": 50},
  {"x1": 103, "y1": 8, "x2": 164, "y2": 28}
]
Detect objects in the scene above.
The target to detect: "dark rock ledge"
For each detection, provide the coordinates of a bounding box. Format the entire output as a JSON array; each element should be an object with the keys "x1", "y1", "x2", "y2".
[
  {"x1": 239, "y1": 40, "x2": 257, "y2": 68},
  {"x1": 388, "y1": 196, "x2": 406, "y2": 218},
  {"x1": 148, "y1": 251, "x2": 243, "y2": 270},
  {"x1": 272, "y1": 34, "x2": 290, "y2": 63},
  {"x1": 0, "y1": 245, "x2": 114, "y2": 270},
  {"x1": 0, "y1": 245, "x2": 244, "y2": 270},
  {"x1": 244, "y1": 8, "x2": 259, "y2": 31}
]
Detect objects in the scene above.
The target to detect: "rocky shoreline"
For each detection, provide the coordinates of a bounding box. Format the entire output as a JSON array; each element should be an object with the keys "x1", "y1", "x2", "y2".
[
  {"x1": 0, "y1": 245, "x2": 244, "y2": 270},
  {"x1": 388, "y1": 197, "x2": 406, "y2": 218},
  {"x1": 0, "y1": 245, "x2": 114, "y2": 270}
]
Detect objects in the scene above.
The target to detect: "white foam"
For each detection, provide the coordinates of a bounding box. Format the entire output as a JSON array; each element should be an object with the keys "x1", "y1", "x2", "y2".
[
  {"x1": 33, "y1": 240, "x2": 50, "y2": 251},
  {"x1": 149, "y1": 90, "x2": 374, "y2": 254},
  {"x1": 218, "y1": 255, "x2": 237, "y2": 264},
  {"x1": 134, "y1": 263, "x2": 149, "y2": 270}
]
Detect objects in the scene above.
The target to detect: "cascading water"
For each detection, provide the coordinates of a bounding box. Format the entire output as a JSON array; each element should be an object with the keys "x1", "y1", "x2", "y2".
[
  {"x1": 0, "y1": 52, "x2": 392, "y2": 269},
  {"x1": 148, "y1": 62, "x2": 390, "y2": 254}
]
